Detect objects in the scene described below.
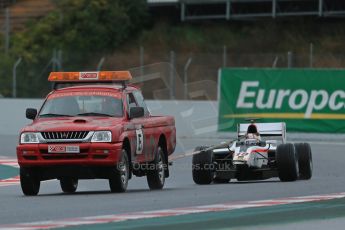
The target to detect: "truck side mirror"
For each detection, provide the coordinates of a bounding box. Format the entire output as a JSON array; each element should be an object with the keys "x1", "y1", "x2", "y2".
[
  {"x1": 129, "y1": 107, "x2": 144, "y2": 119},
  {"x1": 26, "y1": 108, "x2": 37, "y2": 120}
]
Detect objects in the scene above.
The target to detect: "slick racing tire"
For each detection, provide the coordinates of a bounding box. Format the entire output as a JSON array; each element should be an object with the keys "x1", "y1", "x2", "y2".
[
  {"x1": 213, "y1": 177, "x2": 230, "y2": 183},
  {"x1": 109, "y1": 149, "x2": 129, "y2": 193},
  {"x1": 147, "y1": 146, "x2": 166, "y2": 190},
  {"x1": 192, "y1": 146, "x2": 215, "y2": 185},
  {"x1": 20, "y1": 167, "x2": 40, "y2": 196},
  {"x1": 294, "y1": 143, "x2": 313, "y2": 180},
  {"x1": 60, "y1": 178, "x2": 78, "y2": 193},
  {"x1": 276, "y1": 143, "x2": 299, "y2": 182}
]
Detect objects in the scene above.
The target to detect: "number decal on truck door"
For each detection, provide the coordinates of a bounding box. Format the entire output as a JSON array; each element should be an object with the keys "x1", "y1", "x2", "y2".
[{"x1": 136, "y1": 129, "x2": 144, "y2": 155}]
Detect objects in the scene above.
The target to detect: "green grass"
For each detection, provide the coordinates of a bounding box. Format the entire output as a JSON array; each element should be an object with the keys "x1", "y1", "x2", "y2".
[
  {"x1": 0, "y1": 165, "x2": 19, "y2": 180},
  {"x1": 62, "y1": 197, "x2": 345, "y2": 230}
]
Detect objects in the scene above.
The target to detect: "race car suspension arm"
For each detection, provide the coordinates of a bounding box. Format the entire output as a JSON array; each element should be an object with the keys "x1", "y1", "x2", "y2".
[{"x1": 254, "y1": 152, "x2": 269, "y2": 160}]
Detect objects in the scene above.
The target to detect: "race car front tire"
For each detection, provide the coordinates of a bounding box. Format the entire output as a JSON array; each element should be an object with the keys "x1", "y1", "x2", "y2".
[
  {"x1": 109, "y1": 149, "x2": 129, "y2": 193},
  {"x1": 192, "y1": 146, "x2": 215, "y2": 185},
  {"x1": 276, "y1": 143, "x2": 299, "y2": 182},
  {"x1": 20, "y1": 167, "x2": 40, "y2": 196},
  {"x1": 294, "y1": 143, "x2": 313, "y2": 180},
  {"x1": 60, "y1": 178, "x2": 78, "y2": 193}
]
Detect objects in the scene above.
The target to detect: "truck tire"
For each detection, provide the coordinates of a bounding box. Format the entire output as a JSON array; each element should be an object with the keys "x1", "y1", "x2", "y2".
[
  {"x1": 109, "y1": 149, "x2": 129, "y2": 193},
  {"x1": 20, "y1": 167, "x2": 40, "y2": 196},
  {"x1": 294, "y1": 143, "x2": 313, "y2": 180},
  {"x1": 60, "y1": 178, "x2": 78, "y2": 193},
  {"x1": 276, "y1": 143, "x2": 299, "y2": 182},
  {"x1": 147, "y1": 146, "x2": 166, "y2": 190},
  {"x1": 192, "y1": 146, "x2": 215, "y2": 185}
]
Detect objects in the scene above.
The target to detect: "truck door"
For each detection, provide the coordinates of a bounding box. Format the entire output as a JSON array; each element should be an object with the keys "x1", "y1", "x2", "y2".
[{"x1": 127, "y1": 92, "x2": 153, "y2": 163}]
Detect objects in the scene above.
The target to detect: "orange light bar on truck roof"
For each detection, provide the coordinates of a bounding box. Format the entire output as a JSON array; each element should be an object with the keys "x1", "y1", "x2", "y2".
[{"x1": 48, "y1": 71, "x2": 132, "y2": 82}]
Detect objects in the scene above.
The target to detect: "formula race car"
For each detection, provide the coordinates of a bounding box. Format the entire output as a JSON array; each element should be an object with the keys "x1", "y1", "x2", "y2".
[{"x1": 192, "y1": 120, "x2": 312, "y2": 184}]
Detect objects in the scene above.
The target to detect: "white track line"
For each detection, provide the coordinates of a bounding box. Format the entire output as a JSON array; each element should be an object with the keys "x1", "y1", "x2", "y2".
[
  {"x1": 1, "y1": 192, "x2": 345, "y2": 230},
  {"x1": 0, "y1": 158, "x2": 19, "y2": 168}
]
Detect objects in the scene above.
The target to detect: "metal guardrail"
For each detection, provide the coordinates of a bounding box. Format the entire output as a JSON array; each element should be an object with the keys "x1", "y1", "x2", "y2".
[{"x1": 148, "y1": 0, "x2": 345, "y2": 21}]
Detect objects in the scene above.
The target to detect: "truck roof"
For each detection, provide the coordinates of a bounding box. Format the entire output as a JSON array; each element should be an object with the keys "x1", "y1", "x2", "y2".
[
  {"x1": 48, "y1": 71, "x2": 137, "y2": 93},
  {"x1": 53, "y1": 84, "x2": 140, "y2": 93}
]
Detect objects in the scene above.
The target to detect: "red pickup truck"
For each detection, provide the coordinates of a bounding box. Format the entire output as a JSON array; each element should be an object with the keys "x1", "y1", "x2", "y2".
[{"x1": 17, "y1": 71, "x2": 176, "y2": 196}]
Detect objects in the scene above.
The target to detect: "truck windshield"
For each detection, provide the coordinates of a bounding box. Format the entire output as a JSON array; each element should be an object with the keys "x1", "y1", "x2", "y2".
[{"x1": 39, "y1": 95, "x2": 123, "y2": 118}]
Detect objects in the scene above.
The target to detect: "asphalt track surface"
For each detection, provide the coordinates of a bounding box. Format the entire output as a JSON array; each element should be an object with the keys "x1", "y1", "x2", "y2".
[{"x1": 0, "y1": 135, "x2": 345, "y2": 226}]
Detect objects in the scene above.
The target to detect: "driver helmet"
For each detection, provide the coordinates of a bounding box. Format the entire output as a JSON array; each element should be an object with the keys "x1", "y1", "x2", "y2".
[{"x1": 246, "y1": 133, "x2": 261, "y2": 141}]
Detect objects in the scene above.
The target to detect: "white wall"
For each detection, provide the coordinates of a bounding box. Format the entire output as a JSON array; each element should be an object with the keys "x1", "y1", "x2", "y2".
[{"x1": 0, "y1": 99, "x2": 43, "y2": 135}]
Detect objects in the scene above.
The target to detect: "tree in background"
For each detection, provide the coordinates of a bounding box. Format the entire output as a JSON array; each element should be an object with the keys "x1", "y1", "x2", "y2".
[
  {"x1": 2, "y1": 0, "x2": 148, "y2": 97},
  {"x1": 14, "y1": 0, "x2": 148, "y2": 59}
]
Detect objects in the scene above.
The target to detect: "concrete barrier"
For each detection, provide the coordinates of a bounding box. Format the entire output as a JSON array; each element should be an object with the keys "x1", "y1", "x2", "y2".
[
  {"x1": 1, "y1": 99, "x2": 344, "y2": 142},
  {"x1": 0, "y1": 99, "x2": 219, "y2": 137},
  {"x1": 0, "y1": 99, "x2": 43, "y2": 135}
]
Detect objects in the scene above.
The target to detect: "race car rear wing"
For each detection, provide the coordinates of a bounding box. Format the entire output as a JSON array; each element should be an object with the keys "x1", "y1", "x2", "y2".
[{"x1": 237, "y1": 122, "x2": 286, "y2": 143}]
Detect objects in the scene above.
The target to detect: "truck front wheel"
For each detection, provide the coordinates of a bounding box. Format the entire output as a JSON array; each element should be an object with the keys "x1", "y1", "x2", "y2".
[
  {"x1": 109, "y1": 149, "x2": 129, "y2": 193},
  {"x1": 20, "y1": 167, "x2": 40, "y2": 196}
]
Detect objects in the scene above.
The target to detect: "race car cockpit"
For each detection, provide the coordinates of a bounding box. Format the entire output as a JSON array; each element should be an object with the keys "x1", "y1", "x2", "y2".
[{"x1": 245, "y1": 124, "x2": 261, "y2": 141}]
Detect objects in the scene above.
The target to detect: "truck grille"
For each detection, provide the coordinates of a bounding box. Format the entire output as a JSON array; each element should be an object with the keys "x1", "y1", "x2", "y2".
[{"x1": 41, "y1": 131, "x2": 89, "y2": 140}]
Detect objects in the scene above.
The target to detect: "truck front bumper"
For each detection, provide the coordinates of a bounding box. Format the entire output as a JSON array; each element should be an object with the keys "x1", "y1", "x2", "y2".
[{"x1": 17, "y1": 142, "x2": 123, "y2": 167}]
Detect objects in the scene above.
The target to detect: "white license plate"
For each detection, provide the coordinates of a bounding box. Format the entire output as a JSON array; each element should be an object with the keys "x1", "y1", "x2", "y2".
[{"x1": 48, "y1": 145, "x2": 80, "y2": 153}]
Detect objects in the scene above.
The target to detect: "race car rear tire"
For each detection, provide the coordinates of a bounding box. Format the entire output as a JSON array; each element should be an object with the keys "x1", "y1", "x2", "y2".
[
  {"x1": 276, "y1": 143, "x2": 299, "y2": 182},
  {"x1": 109, "y1": 149, "x2": 129, "y2": 193},
  {"x1": 20, "y1": 167, "x2": 40, "y2": 196},
  {"x1": 192, "y1": 146, "x2": 215, "y2": 185},
  {"x1": 294, "y1": 143, "x2": 313, "y2": 180},
  {"x1": 213, "y1": 178, "x2": 230, "y2": 183},
  {"x1": 147, "y1": 146, "x2": 166, "y2": 190},
  {"x1": 60, "y1": 178, "x2": 78, "y2": 193}
]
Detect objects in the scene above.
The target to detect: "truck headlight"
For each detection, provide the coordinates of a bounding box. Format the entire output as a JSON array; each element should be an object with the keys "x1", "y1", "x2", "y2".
[
  {"x1": 20, "y1": 133, "x2": 40, "y2": 144},
  {"x1": 91, "y1": 131, "x2": 112, "y2": 143}
]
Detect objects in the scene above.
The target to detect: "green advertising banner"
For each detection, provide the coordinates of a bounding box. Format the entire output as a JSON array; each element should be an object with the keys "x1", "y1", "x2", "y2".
[{"x1": 218, "y1": 68, "x2": 345, "y2": 133}]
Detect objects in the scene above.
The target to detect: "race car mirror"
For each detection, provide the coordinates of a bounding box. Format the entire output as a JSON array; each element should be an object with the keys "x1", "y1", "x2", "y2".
[
  {"x1": 26, "y1": 108, "x2": 37, "y2": 120},
  {"x1": 129, "y1": 107, "x2": 144, "y2": 119}
]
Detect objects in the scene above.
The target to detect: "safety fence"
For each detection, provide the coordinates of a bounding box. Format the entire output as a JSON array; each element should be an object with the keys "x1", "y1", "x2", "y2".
[{"x1": 2, "y1": 48, "x2": 345, "y2": 100}]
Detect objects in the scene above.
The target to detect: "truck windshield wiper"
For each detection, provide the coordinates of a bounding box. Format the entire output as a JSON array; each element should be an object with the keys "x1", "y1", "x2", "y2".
[
  {"x1": 39, "y1": 113, "x2": 73, "y2": 117},
  {"x1": 77, "y1": 112, "x2": 113, "y2": 117}
]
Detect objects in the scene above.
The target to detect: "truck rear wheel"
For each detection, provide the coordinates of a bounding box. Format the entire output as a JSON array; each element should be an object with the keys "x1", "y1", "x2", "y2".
[
  {"x1": 60, "y1": 178, "x2": 78, "y2": 193},
  {"x1": 147, "y1": 146, "x2": 166, "y2": 190},
  {"x1": 109, "y1": 149, "x2": 129, "y2": 193},
  {"x1": 192, "y1": 146, "x2": 215, "y2": 185},
  {"x1": 20, "y1": 167, "x2": 40, "y2": 196},
  {"x1": 276, "y1": 143, "x2": 299, "y2": 182},
  {"x1": 294, "y1": 143, "x2": 313, "y2": 180}
]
